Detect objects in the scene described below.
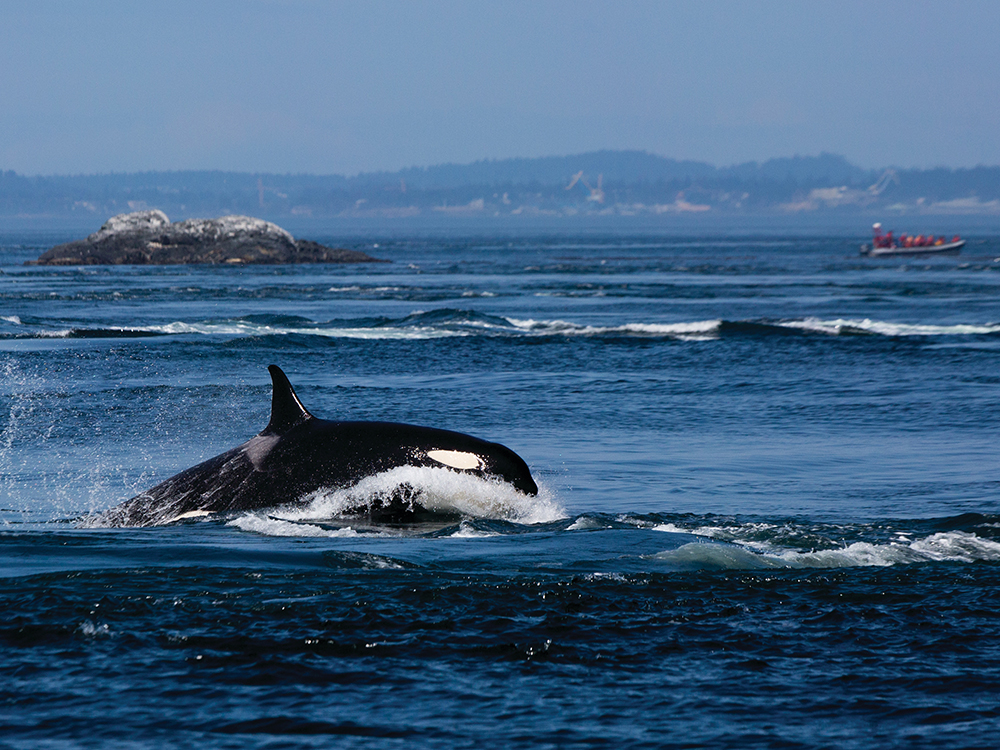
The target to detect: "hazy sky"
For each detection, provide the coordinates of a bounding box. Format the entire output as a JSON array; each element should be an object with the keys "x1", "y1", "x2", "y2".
[{"x1": 3, "y1": 0, "x2": 998, "y2": 175}]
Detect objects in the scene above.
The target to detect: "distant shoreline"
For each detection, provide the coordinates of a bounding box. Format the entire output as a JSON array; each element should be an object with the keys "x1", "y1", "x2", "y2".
[
  {"x1": 3, "y1": 152, "x2": 1000, "y2": 224},
  {"x1": 4, "y1": 214, "x2": 1000, "y2": 239}
]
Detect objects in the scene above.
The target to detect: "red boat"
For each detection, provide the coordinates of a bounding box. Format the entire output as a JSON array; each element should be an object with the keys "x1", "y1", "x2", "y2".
[{"x1": 861, "y1": 223, "x2": 964, "y2": 257}]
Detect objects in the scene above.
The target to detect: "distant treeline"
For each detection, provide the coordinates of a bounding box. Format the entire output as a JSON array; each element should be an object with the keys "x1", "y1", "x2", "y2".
[{"x1": 3, "y1": 151, "x2": 999, "y2": 220}]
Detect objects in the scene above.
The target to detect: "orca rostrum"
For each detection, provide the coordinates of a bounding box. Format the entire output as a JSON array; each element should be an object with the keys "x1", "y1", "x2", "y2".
[{"x1": 99, "y1": 365, "x2": 538, "y2": 527}]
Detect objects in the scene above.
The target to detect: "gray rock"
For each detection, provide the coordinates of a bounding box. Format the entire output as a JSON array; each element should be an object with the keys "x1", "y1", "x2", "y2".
[{"x1": 28, "y1": 210, "x2": 385, "y2": 265}]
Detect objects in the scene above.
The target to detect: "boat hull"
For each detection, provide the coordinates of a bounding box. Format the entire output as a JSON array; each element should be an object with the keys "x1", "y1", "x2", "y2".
[{"x1": 861, "y1": 239, "x2": 965, "y2": 257}]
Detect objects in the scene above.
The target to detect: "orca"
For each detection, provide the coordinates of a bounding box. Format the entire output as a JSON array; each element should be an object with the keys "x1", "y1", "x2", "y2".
[{"x1": 99, "y1": 365, "x2": 538, "y2": 527}]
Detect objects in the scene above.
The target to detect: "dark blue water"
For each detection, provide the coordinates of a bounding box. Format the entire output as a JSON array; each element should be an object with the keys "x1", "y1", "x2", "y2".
[{"x1": 3, "y1": 231, "x2": 1000, "y2": 748}]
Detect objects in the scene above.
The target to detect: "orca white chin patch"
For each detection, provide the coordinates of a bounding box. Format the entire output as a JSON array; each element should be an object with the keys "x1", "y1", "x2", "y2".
[{"x1": 426, "y1": 449, "x2": 484, "y2": 471}]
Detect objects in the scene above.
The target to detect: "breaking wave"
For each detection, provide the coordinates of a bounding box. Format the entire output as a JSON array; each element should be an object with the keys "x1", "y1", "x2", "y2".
[
  {"x1": 4, "y1": 310, "x2": 999, "y2": 342},
  {"x1": 650, "y1": 515, "x2": 1000, "y2": 569},
  {"x1": 775, "y1": 317, "x2": 1000, "y2": 337}
]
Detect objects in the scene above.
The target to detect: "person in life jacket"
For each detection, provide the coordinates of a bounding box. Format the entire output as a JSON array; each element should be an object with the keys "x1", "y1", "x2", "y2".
[{"x1": 872, "y1": 223, "x2": 895, "y2": 248}]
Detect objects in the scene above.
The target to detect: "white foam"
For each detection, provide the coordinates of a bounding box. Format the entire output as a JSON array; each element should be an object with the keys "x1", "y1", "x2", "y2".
[
  {"x1": 908, "y1": 531, "x2": 1000, "y2": 563},
  {"x1": 69, "y1": 315, "x2": 1000, "y2": 344},
  {"x1": 1, "y1": 316, "x2": 21, "y2": 325},
  {"x1": 138, "y1": 321, "x2": 465, "y2": 340},
  {"x1": 567, "y1": 516, "x2": 607, "y2": 531},
  {"x1": 447, "y1": 520, "x2": 500, "y2": 538},
  {"x1": 651, "y1": 523, "x2": 689, "y2": 534},
  {"x1": 229, "y1": 513, "x2": 360, "y2": 538},
  {"x1": 780, "y1": 317, "x2": 1000, "y2": 337},
  {"x1": 653, "y1": 530, "x2": 1000, "y2": 570},
  {"x1": 278, "y1": 465, "x2": 564, "y2": 526},
  {"x1": 653, "y1": 520, "x2": 779, "y2": 542},
  {"x1": 506, "y1": 317, "x2": 722, "y2": 340}
]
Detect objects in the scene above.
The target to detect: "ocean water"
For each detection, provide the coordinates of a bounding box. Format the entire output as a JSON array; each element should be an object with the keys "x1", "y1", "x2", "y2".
[{"x1": 2, "y1": 230, "x2": 1000, "y2": 748}]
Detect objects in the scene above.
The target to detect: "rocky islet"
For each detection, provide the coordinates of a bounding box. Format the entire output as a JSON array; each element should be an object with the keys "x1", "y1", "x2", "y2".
[{"x1": 28, "y1": 210, "x2": 384, "y2": 265}]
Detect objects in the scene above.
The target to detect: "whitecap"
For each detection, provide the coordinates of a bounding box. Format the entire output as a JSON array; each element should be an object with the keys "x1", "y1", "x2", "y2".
[
  {"x1": 138, "y1": 320, "x2": 465, "y2": 340},
  {"x1": 447, "y1": 520, "x2": 500, "y2": 538},
  {"x1": 129, "y1": 315, "x2": 731, "y2": 342},
  {"x1": 654, "y1": 530, "x2": 1000, "y2": 570},
  {"x1": 568, "y1": 516, "x2": 607, "y2": 531},
  {"x1": 651, "y1": 522, "x2": 689, "y2": 534},
  {"x1": 780, "y1": 317, "x2": 1000, "y2": 337},
  {"x1": 506, "y1": 317, "x2": 722, "y2": 340}
]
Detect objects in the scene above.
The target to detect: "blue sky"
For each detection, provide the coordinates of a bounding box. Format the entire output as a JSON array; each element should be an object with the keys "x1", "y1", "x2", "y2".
[{"x1": 2, "y1": 0, "x2": 998, "y2": 175}]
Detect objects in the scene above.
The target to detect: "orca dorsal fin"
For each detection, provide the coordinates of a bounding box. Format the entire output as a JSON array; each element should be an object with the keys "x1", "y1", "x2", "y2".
[{"x1": 262, "y1": 365, "x2": 314, "y2": 435}]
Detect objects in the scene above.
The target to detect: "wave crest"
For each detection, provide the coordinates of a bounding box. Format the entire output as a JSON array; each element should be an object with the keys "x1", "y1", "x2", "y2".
[
  {"x1": 653, "y1": 525, "x2": 1000, "y2": 569},
  {"x1": 6, "y1": 311, "x2": 1000, "y2": 342}
]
